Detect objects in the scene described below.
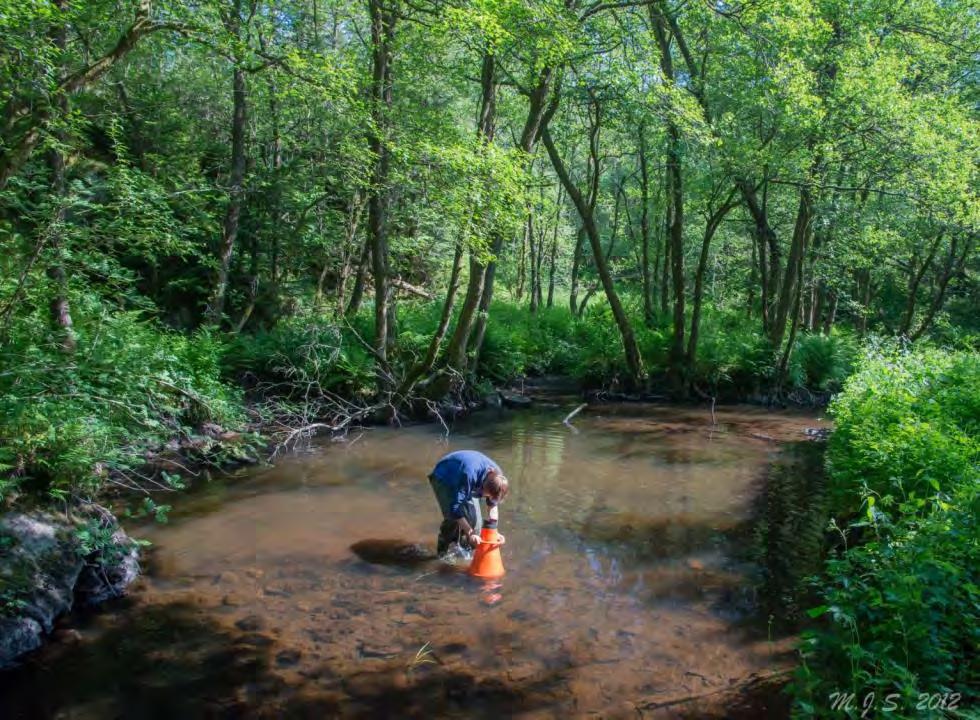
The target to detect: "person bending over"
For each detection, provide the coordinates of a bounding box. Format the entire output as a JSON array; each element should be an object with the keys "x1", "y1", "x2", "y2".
[{"x1": 428, "y1": 449, "x2": 508, "y2": 556}]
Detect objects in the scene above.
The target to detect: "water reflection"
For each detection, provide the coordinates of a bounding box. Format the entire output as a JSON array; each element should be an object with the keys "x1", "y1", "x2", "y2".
[
  {"x1": 737, "y1": 440, "x2": 830, "y2": 630},
  {"x1": 476, "y1": 578, "x2": 504, "y2": 607}
]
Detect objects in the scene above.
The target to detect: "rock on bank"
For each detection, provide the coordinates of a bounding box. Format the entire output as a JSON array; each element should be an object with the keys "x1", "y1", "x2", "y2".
[{"x1": 0, "y1": 511, "x2": 139, "y2": 669}]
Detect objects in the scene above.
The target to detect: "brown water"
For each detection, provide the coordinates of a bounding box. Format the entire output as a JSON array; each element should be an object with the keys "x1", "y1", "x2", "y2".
[{"x1": 0, "y1": 404, "x2": 830, "y2": 719}]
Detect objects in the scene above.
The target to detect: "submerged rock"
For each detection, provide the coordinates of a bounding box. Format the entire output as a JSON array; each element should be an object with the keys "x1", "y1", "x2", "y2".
[
  {"x1": 0, "y1": 617, "x2": 43, "y2": 664},
  {"x1": 349, "y1": 539, "x2": 437, "y2": 566},
  {"x1": 0, "y1": 510, "x2": 140, "y2": 669},
  {"x1": 803, "y1": 427, "x2": 831, "y2": 441}
]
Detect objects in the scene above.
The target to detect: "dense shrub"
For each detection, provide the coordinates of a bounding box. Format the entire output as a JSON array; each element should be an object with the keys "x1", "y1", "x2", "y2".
[
  {"x1": 1, "y1": 296, "x2": 869, "y2": 508},
  {"x1": 223, "y1": 317, "x2": 375, "y2": 398},
  {"x1": 789, "y1": 332, "x2": 859, "y2": 393},
  {"x1": 824, "y1": 345, "x2": 978, "y2": 515},
  {"x1": 690, "y1": 310, "x2": 775, "y2": 392},
  {"x1": 0, "y1": 311, "x2": 244, "y2": 504},
  {"x1": 792, "y1": 346, "x2": 980, "y2": 718},
  {"x1": 479, "y1": 300, "x2": 859, "y2": 395}
]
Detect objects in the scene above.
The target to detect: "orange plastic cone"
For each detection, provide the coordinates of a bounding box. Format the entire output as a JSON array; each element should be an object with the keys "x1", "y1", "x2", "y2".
[{"x1": 468, "y1": 526, "x2": 505, "y2": 579}]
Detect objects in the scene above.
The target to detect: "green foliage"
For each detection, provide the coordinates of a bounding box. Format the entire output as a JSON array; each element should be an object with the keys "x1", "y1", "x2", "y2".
[
  {"x1": 824, "y1": 344, "x2": 978, "y2": 515},
  {"x1": 792, "y1": 346, "x2": 980, "y2": 717},
  {"x1": 74, "y1": 519, "x2": 120, "y2": 559},
  {"x1": 690, "y1": 310, "x2": 775, "y2": 393},
  {"x1": 789, "y1": 332, "x2": 859, "y2": 393},
  {"x1": 223, "y1": 316, "x2": 375, "y2": 399},
  {"x1": 0, "y1": 308, "x2": 245, "y2": 503},
  {"x1": 473, "y1": 300, "x2": 857, "y2": 396}
]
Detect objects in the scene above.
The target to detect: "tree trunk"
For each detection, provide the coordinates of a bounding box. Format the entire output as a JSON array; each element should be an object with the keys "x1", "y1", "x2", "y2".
[
  {"x1": 542, "y1": 118, "x2": 644, "y2": 387},
  {"x1": 234, "y1": 275, "x2": 259, "y2": 333},
  {"x1": 468, "y1": 247, "x2": 500, "y2": 371},
  {"x1": 910, "y1": 235, "x2": 971, "y2": 341},
  {"x1": 516, "y1": 215, "x2": 528, "y2": 301},
  {"x1": 547, "y1": 184, "x2": 561, "y2": 308},
  {"x1": 665, "y1": 143, "x2": 685, "y2": 393},
  {"x1": 367, "y1": 0, "x2": 397, "y2": 392},
  {"x1": 397, "y1": 241, "x2": 465, "y2": 396},
  {"x1": 809, "y1": 280, "x2": 825, "y2": 332},
  {"x1": 578, "y1": 204, "x2": 620, "y2": 318},
  {"x1": 569, "y1": 225, "x2": 585, "y2": 314},
  {"x1": 205, "y1": 45, "x2": 247, "y2": 326},
  {"x1": 747, "y1": 229, "x2": 758, "y2": 318},
  {"x1": 822, "y1": 290, "x2": 838, "y2": 335},
  {"x1": 856, "y1": 268, "x2": 872, "y2": 335},
  {"x1": 687, "y1": 194, "x2": 735, "y2": 371},
  {"x1": 650, "y1": 3, "x2": 685, "y2": 394},
  {"x1": 264, "y1": 56, "x2": 283, "y2": 289},
  {"x1": 777, "y1": 264, "x2": 805, "y2": 389},
  {"x1": 467, "y1": 66, "x2": 559, "y2": 372},
  {"x1": 326, "y1": 192, "x2": 364, "y2": 315},
  {"x1": 442, "y1": 51, "x2": 497, "y2": 374},
  {"x1": 638, "y1": 123, "x2": 654, "y2": 326},
  {"x1": 445, "y1": 256, "x2": 486, "y2": 371},
  {"x1": 534, "y1": 220, "x2": 545, "y2": 310},
  {"x1": 528, "y1": 213, "x2": 538, "y2": 312},
  {"x1": 45, "y1": 2, "x2": 75, "y2": 352},
  {"x1": 738, "y1": 178, "x2": 777, "y2": 333},
  {"x1": 345, "y1": 235, "x2": 371, "y2": 316},
  {"x1": 899, "y1": 231, "x2": 944, "y2": 335},
  {"x1": 769, "y1": 188, "x2": 812, "y2": 349}
]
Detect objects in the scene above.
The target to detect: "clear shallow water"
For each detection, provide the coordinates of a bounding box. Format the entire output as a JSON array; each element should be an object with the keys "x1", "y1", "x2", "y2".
[{"x1": 0, "y1": 404, "x2": 829, "y2": 719}]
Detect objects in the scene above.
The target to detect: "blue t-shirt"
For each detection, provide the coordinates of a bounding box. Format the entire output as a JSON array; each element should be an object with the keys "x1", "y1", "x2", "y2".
[{"x1": 431, "y1": 450, "x2": 500, "y2": 518}]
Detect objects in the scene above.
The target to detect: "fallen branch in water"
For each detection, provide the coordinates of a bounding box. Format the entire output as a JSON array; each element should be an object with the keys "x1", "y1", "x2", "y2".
[
  {"x1": 632, "y1": 668, "x2": 793, "y2": 715},
  {"x1": 563, "y1": 403, "x2": 588, "y2": 426}
]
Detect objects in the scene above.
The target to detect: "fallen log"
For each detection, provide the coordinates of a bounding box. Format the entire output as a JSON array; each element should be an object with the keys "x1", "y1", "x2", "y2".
[{"x1": 391, "y1": 277, "x2": 433, "y2": 300}]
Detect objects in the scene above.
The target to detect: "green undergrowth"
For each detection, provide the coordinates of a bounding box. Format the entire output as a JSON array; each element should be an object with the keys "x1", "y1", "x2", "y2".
[
  {"x1": 791, "y1": 345, "x2": 979, "y2": 718},
  {"x1": 479, "y1": 300, "x2": 857, "y2": 396},
  {"x1": 0, "y1": 308, "x2": 246, "y2": 506}
]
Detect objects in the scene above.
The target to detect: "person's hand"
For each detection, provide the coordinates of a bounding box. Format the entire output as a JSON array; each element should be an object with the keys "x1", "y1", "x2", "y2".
[
  {"x1": 469, "y1": 532, "x2": 482, "y2": 546},
  {"x1": 497, "y1": 532, "x2": 506, "y2": 545}
]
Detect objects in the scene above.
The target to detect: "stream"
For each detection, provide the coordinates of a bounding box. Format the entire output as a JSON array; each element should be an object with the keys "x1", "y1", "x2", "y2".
[{"x1": 0, "y1": 403, "x2": 830, "y2": 719}]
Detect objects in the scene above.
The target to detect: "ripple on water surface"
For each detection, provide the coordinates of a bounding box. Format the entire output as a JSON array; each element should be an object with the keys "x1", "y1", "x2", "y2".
[{"x1": 0, "y1": 404, "x2": 828, "y2": 718}]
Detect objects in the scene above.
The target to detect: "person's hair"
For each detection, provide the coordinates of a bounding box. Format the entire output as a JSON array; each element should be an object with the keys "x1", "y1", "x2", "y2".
[{"x1": 485, "y1": 470, "x2": 509, "y2": 501}]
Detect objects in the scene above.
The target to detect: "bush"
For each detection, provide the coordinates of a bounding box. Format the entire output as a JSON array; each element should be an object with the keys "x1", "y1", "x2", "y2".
[
  {"x1": 478, "y1": 300, "x2": 667, "y2": 385},
  {"x1": 0, "y1": 310, "x2": 245, "y2": 503},
  {"x1": 223, "y1": 317, "x2": 374, "y2": 398},
  {"x1": 791, "y1": 345, "x2": 980, "y2": 718},
  {"x1": 789, "y1": 332, "x2": 859, "y2": 392},
  {"x1": 691, "y1": 310, "x2": 775, "y2": 393},
  {"x1": 825, "y1": 345, "x2": 978, "y2": 515}
]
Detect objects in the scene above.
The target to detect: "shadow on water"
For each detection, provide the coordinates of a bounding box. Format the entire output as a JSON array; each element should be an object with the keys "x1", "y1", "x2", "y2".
[
  {"x1": 734, "y1": 440, "x2": 830, "y2": 633},
  {"x1": 0, "y1": 600, "x2": 571, "y2": 720},
  {"x1": 568, "y1": 438, "x2": 830, "y2": 633},
  {"x1": 0, "y1": 601, "x2": 277, "y2": 719}
]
